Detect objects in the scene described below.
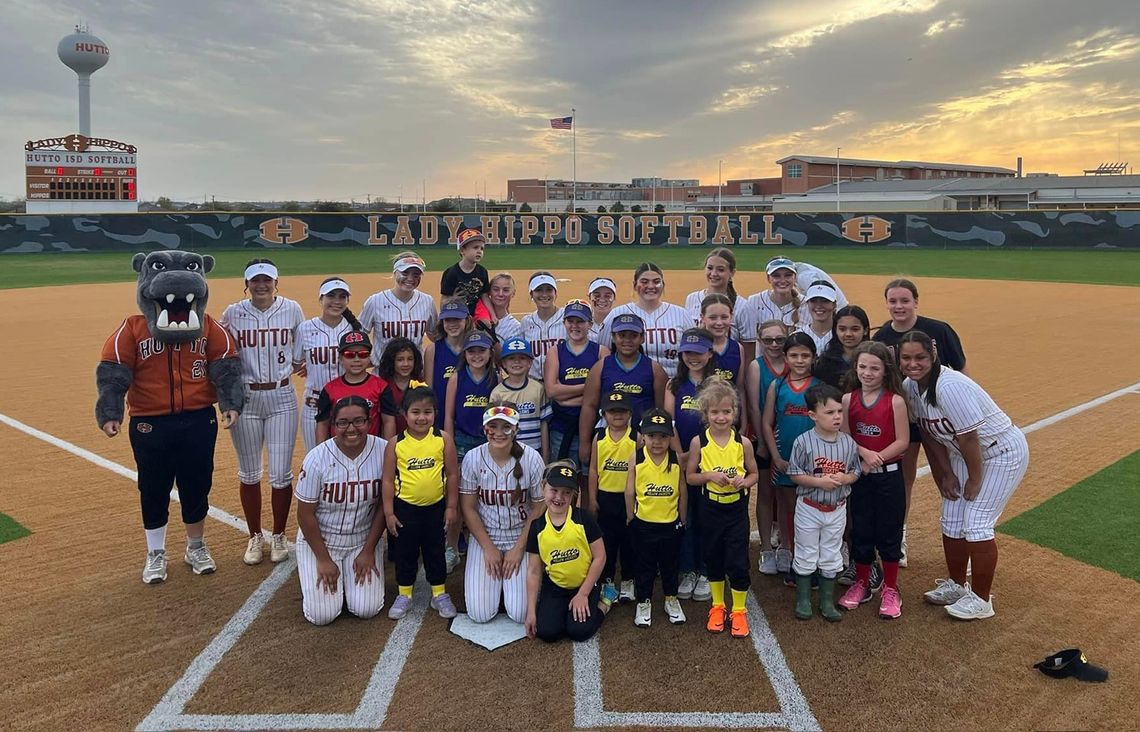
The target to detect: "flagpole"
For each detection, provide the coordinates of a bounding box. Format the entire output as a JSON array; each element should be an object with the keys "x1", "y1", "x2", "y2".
[{"x1": 571, "y1": 107, "x2": 577, "y2": 213}]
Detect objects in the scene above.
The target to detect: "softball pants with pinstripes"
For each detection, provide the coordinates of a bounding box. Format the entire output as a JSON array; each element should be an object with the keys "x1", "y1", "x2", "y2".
[
  {"x1": 230, "y1": 386, "x2": 299, "y2": 487},
  {"x1": 942, "y1": 429, "x2": 1029, "y2": 541},
  {"x1": 301, "y1": 397, "x2": 320, "y2": 455},
  {"x1": 464, "y1": 540, "x2": 529, "y2": 623},
  {"x1": 296, "y1": 535, "x2": 385, "y2": 626}
]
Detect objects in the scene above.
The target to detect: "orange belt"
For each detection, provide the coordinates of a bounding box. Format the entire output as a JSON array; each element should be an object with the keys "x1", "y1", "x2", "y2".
[{"x1": 802, "y1": 497, "x2": 845, "y2": 513}]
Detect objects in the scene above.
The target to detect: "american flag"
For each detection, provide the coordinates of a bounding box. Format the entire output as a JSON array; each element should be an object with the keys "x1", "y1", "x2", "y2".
[{"x1": 550, "y1": 116, "x2": 573, "y2": 130}]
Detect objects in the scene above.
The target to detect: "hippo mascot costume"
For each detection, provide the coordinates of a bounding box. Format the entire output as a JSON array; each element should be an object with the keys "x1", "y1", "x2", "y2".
[{"x1": 95, "y1": 251, "x2": 243, "y2": 584}]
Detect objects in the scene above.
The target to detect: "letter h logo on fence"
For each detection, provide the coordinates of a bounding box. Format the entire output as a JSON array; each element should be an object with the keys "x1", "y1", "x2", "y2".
[
  {"x1": 258, "y1": 217, "x2": 310, "y2": 245},
  {"x1": 841, "y1": 215, "x2": 892, "y2": 244}
]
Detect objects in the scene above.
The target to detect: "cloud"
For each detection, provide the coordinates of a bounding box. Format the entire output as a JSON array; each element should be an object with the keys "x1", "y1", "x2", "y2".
[
  {"x1": 1001, "y1": 28, "x2": 1140, "y2": 80},
  {"x1": 924, "y1": 13, "x2": 965, "y2": 37},
  {"x1": 709, "y1": 85, "x2": 782, "y2": 114},
  {"x1": 755, "y1": 0, "x2": 941, "y2": 57}
]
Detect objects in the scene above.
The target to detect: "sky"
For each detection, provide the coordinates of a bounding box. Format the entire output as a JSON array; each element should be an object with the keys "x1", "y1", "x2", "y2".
[{"x1": 2, "y1": 0, "x2": 1138, "y2": 203}]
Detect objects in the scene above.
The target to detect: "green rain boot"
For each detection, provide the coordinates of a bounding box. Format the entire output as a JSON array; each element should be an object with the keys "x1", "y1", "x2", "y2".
[
  {"x1": 818, "y1": 575, "x2": 843, "y2": 622},
  {"x1": 794, "y1": 573, "x2": 813, "y2": 620}
]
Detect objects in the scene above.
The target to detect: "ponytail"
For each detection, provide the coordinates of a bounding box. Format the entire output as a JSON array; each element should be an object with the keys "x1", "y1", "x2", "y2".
[
  {"x1": 509, "y1": 440, "x2": 526, "y2": 505},
  {"x1": 342, "y1": 307, "x2": 362, "y2": 331}
]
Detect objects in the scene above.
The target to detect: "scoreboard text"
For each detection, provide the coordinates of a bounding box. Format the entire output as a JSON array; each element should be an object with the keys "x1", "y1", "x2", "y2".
[{"x1": 24, "y1": 149, "x2": 137, "y2": 202}]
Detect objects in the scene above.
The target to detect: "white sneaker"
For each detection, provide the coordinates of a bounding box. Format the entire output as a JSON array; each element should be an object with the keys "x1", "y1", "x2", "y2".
[
  {"x1": 693, "y1": 575, "x2": 712, "y2": 601},
  {"x1": 677, "y1": 572, "x2": 697, "y2": 599},
  {"x1": 758, "y1": 550, "x2": 778, "y2": 575},
  {"x1": 945, "y1": 585, "x2": 995, "y2": 620},
  {"x1": 243, "y1": 534, "x2": 264, "y2": 565},
  {"x1": 634, "y1": 601, "x2": 652, "y2": 627},
  {"x1": 142, "y1": 549, "x2": 167, "y2": 584},
  {"x1": 923, "y1": 578, "x2": 968, "y2": 606},
  {"x1": 664, "y1": 596, "x2": 686, "y2": 624},
  {"x1": 184, "y1": 542, "x2": 217, "y2": 575},
  {"x1": 270, "y1": 533, "x2": 289, "y2": 563},
  {"x1": 620, "y1": 580, "x2": 636, "y2": 602},
  {"x1": 775, "y1": 548, "x2": 792, "y2": 573},
  {"x1": 445, "y1": 546, "x2": 461, "y2": 574},
  {"x1": 899, "y1": 526, "x2": 908, "y2": 568}
]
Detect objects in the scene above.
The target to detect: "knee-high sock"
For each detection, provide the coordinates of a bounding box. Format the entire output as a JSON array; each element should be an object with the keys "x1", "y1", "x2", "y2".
[
  {"x1": 271, "y1": 484, "x2": 292, "y2": 535},
  {"x1": 942, "y1": 535, "x2": 969, "y2": 585},
  {"x1": 240, "y1": 482, "x2": 262, "y2": 535},
  {"x1": 967, "y1": 539, "x2": 998, "y2": 599}
]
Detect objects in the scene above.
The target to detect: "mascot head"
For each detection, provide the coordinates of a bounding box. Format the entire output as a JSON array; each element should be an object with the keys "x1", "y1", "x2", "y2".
[{"x1": 132, "y1": 251, "x2": 213, "y2": 344}]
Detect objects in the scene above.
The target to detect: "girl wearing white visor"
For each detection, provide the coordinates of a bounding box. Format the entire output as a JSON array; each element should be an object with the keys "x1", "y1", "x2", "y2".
[
  {"x1": 521, "y1": 271, "x2": 566, "y2": 380},
  {"x1": 587, "y1": 277, "x2": 617, "y2": 343},
  {"x1": 360, "y1": 251, "x2": 438, "y2": 361},
  {"x1": 295, "y1": 277, "x2": 360, "y2": 453}
]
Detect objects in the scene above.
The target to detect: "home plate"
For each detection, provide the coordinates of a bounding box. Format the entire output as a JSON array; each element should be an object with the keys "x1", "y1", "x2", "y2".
[{"x1": 449, "y1": 614, "x2": 528, "y2": 651}]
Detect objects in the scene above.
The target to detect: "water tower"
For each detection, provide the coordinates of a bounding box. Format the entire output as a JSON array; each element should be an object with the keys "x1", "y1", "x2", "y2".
[{"x1": 58, "y1": 24, "x2": 110, "y2": 135}]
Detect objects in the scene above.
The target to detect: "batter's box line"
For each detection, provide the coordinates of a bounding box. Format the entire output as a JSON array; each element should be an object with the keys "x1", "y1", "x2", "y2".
[
  {"x1": 136, "y1": 562, "x2": 431, "y2": 732},
  {"x1": 573, "y1": 590, "x2": 820, "y2": 731}
]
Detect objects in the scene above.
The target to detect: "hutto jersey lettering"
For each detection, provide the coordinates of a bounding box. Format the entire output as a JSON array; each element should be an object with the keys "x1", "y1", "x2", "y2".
[
  {"x1": 521, "y1": 307, "x2": 566, "y2": 380},
  {"x1": 359, "y1": 289, "x2": 438, "y2": 359},
  {"x1": 221, "y1": 297, "x2": 305, "y2": 384},
  {"x1": 598, "y1": 302, "x2": 690, "y2": 379},
  {"x1": 294, "y1": 316, "x2": 353, "y2": 453}
]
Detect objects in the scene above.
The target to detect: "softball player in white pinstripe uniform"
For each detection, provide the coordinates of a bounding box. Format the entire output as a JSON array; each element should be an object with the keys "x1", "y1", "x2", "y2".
[
  {"x1": 460, "y1": 405, "x2": 546, "y2": 624},
  {"x1": 899, "y1": 331, "x2": 1029, "y2": 621},
  {"x1": 359, "y1": 252, "x2": 438, "y2": 359},
  {"x1": 521, "y1": 272, "x2": 565, "y2": 381},
  {"x1": 597, "y1": 263, "x2": 691, "y2": 379},
  {"x1": 294, "y1": 397, "x2": 388, "y2": 625},
  {"x1": 295, "y1": 278, "x2": 357, "y2": 454},
  {"x1": 220, "y1": 260, "x2": 305, "y2": 566},
  {"x1": 742, "y1": 258, "x2": 849, "y2": 336}
]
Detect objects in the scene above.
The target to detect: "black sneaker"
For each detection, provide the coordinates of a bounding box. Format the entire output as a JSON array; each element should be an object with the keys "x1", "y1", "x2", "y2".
[
  {"x1": 837, "y1": 562, "x2": 857, "y2": 587},
  {"x1": 783, "y1": 569, "x2": 796, "y2": 588},
  {"x1": 869, "y1": 561, "x2": 884, "y2": 593}
]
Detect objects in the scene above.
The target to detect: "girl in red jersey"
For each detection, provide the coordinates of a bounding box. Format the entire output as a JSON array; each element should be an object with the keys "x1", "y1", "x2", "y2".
[
  {"x1": 838, "y1": 342, "x2": 909, "y2": 618},
  {"x1": 378, "y1": 336, "x2": 424, "y2": 436},
  {"x1": 315, "y1": 331, "x2": 397, "y2": 443}
]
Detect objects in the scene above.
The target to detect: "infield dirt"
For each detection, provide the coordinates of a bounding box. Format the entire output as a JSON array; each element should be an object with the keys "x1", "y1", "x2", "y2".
[{"x1": 1, "y1": 270, "x2": 1138, "y2": 731}]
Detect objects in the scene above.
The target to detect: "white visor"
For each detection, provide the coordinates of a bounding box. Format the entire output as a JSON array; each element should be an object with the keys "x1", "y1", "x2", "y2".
[
  {"x1": 319, "y1": 278, "x2": 351, "y2": 296},
  {"x1": 529, "y1": 274, "x2": 557, "y2": 291},
  {"x1": 393, "y1": 257, "x2": 425, "y2": 274},
  {"x1": 244, "y1": 263, "x2": 279, "y2": 281},
  {"x1": 588, "y1": 277, "x2": 616, "y2": 295},
  {"x1": 804, "y1": 283, "x2": 838, "y2": 302}
]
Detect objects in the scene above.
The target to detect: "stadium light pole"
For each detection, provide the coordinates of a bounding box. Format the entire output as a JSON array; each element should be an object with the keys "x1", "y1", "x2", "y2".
[
  {"x1": 836, "y1": 147, "x2": 841, "y2": 212},
  {"x1": 718, "y1": 159, "x2": 723, "y2": 213}
]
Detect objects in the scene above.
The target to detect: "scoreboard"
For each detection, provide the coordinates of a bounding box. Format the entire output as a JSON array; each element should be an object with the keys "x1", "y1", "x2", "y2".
[{"x1": 24, "y1": 134, "x2": 138, "y2": 213}]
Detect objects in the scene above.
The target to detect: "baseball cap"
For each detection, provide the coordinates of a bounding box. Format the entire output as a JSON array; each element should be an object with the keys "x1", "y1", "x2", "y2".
[
  {"x1": 678, "y1": 332, "x2": 713, "y2": 353},
  {"x1": 600, "y1": 390, "x2": 631, "y2": 411},
  {"x1": 338, "y1": 330, "x2": 372, "y2": 352},
  {"x1": 529, "y1": 273, "x2": 557, "y2": 291},
  {"x1": 319, "y1": 278, "x2": 351, "y2": 296},
  {"x1": 1034, "y1": 649, "x2": 1109, "y2": 683},
  {"x1": 611, "y1": 313, "x2": 644, "y2": 334},
  {"x1": 393, "y1": 255, "x2": 425, "y2": 273},
  {"x1": 463, "y1": 330, "x2": 494, "y2": 350},
  {"x1": 765, "y1": 257, "x2": 796, "y2": 275},
  {"x1": 482, "y1": 404, "x2": 520, "y2": 427},
  {"x1": 563, "y1": 299, "x2": 592, "y2": 322},
  {"x1": 588, "y1": 277, "x2": 617, "y2": 295},
  {"x1": 545, "y1": 463, "x2": 580, "y2": 490},
  {"x1": 804, "y1": 280, "x2": 838, "y2": 302},
  {"x1": 456, "y1": 228, "x2": 486, "y2": 250},
  {"x1": 640, "y1": 411, "x2": 674, "y2": 436},
  {"x1": 439, "y1": 300, "x2": 469, "y2": 320},
  {"x1": 501, "y1": 336, "x2": 534, "y2": 358},
  {"x1": 244, "y1": 262, "x2": 279, "y2": 280}
]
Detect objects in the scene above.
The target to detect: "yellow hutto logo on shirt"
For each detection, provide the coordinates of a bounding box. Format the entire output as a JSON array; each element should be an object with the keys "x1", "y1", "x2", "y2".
[
  {"x1": 550, "y1": 548, "x2": 581, "y2": 565},
  {"x1": 443, "y1": 366, "x2": 456, "y2": 380},
  {"x1": 713, "y1": 465, "x2": 739, "y2": 477},
  {"x1": 680, "y1": 395, "x2": 700, "y2": 411},
  {"x1": 644, "y1": 483, "x2": 674, "y2": 497},
  {"x1": 610, "y1": 382, "x2": 643, "y2": 394},
  {"x1": 603, "y1": 458, "x2": 629, "y2": 472},
  {"x1": 463, "y1": 395, "x2": 489, "y2": 408},
  {"x1": 406, "y1": 457, "x2": 437, "y2": 471},
  {"x1": 565, "y1": 367, "x2": 591, "y2": 380}
]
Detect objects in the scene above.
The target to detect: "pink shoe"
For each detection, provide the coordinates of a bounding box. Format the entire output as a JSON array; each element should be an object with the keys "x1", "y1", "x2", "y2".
[
  {"x1": 879, "y1": 586, "x2": 902, "y2": 619},
  {"x1": 838, "y1": 580, "x2": 871, "y2": 610}
]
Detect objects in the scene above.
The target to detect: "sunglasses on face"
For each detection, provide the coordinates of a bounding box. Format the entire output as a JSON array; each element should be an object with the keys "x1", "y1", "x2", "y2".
[
  {"x1": 760, "y1": 337, "x2": 787, "y2": 345},
  {"x1": 341, "y1": 350, "x2": 371, "y2": 359},
  {"x1": 485, "y1": 406, "x2": 519, "y2": 420},
  {"x1": 334, "y1": 417, "x2": 369, "y2": 429}
]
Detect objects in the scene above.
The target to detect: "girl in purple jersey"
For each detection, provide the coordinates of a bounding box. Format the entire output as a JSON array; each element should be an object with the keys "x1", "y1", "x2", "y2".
[
  {"x1": 544, "y1": 299, "x2": 607, "y2": 464},
  {"x1": 425, "y1": 299, "x2": 471, "y2": 430},
  {"x1": 664, "y1": 327, "x2": 717, "y2": 602}
]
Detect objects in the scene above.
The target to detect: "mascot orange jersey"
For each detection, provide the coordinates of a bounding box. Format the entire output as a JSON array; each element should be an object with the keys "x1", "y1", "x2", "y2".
[{"x1": 101, "y1": 314, "x2": 237, "y2": 416}]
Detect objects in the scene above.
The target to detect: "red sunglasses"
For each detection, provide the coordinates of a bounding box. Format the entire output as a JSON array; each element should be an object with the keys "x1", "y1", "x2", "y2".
[{"x1": 341, "y1": 350, "x2": 371, "y2": 359}]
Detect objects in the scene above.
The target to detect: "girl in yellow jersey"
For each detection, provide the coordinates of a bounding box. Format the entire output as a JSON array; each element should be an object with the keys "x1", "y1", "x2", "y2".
[
  {"x1": 525, "y1": 461, "x2": 617, "y2": 642},
  {"x1": 587, "y1": 390, "x2": 638, "y2": 603},
  {"x1": 382, "y1": 385, "x2": 460, "y2": 620},
  {"x1": 625, "y1": 409, "x2": 687, "y2": 628},
  {"x1": 685, "y1": 379, "x2": 759, "y2": 637}
]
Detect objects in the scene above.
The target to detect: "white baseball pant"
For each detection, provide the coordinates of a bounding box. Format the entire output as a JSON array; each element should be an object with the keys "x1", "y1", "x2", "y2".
[
  {"x1": 792, "y1": 497, "x2": 847, "y2": 578},
  {"x1": 463, "y1": 539, "x2": 529, "y2": 623},
  {"x1": 296, "y1": 535, "x2": 385, "y2": 626},
  {"x1": 230, "y1": 386, "x2": 299, "y2": 488},
  {"x1": 301, "y1": 399, "x2": 319, "y2": 455},
  {"x1": 942, "y1": 429, "x2": 1029, "y2": 542}
]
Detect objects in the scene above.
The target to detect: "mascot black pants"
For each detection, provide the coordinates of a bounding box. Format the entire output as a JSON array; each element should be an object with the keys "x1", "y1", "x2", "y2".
[{"x1": 129, "y1": 407, "x2": 218, "y2": 529}]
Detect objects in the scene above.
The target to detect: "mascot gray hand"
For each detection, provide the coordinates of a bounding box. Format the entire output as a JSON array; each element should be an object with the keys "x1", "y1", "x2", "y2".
[
  {"x1": 95, "y1": 361, "x2": 132, "y2": 428},
  {"x1": 209, "y1": 357, "x2": 244, "y2": 415}
]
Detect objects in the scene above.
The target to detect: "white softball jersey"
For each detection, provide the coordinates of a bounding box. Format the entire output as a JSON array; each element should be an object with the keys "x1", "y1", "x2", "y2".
[
  {"x1": 459, "y1": 442, "x2": 546, "y2": 550},
  {"x1": 521, "y1": 308, "x2": 566, "y2": 380},
  {"x1": 796, "y1": 324, "x2": 833, "y2": 355},
  {"x1": 359, "y1": 289, "x2": 438, "y2": 358},
  {"x1": 295, "y1": 435, "x2": 388, "y2": 550},
  {"x1": 904, "y1": 367, "x2": 1029, "y2": 541},
  {"x1": 496, "y1": 314, "x2": 523, "y2": 344},
  {"x1": 598, "y1": 301, "x2": 690, "y2": 379},
  {"x1": 294, "y1": 316, "x2": 354, "y2": 453},
  {"x1": 684, "y1": 288, "x2": 751, "y2": 342},
  {"x1": 221, "y1": 297, "x2": 306, "y2": 385}
]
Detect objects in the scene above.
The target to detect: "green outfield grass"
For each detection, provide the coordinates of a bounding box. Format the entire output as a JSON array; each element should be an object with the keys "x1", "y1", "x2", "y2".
[
  {"x1": 0, "y1": 513, "x2": 31, "y2": 546},
  {"x1": 1, "y1": 247, "x2": 1139, "y2": 289},
  {"x1": 1000, "y1": 451, "x2": 1140, "y2": 583}
]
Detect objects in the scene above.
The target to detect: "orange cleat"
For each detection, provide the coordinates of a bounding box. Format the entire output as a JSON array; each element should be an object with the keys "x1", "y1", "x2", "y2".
[
  {"x1": 706, "y1": 604, "x2": 726, "y2": 633},
  {"x1": 730, "y1": 609, "x2": 750, "y2": 638}
]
